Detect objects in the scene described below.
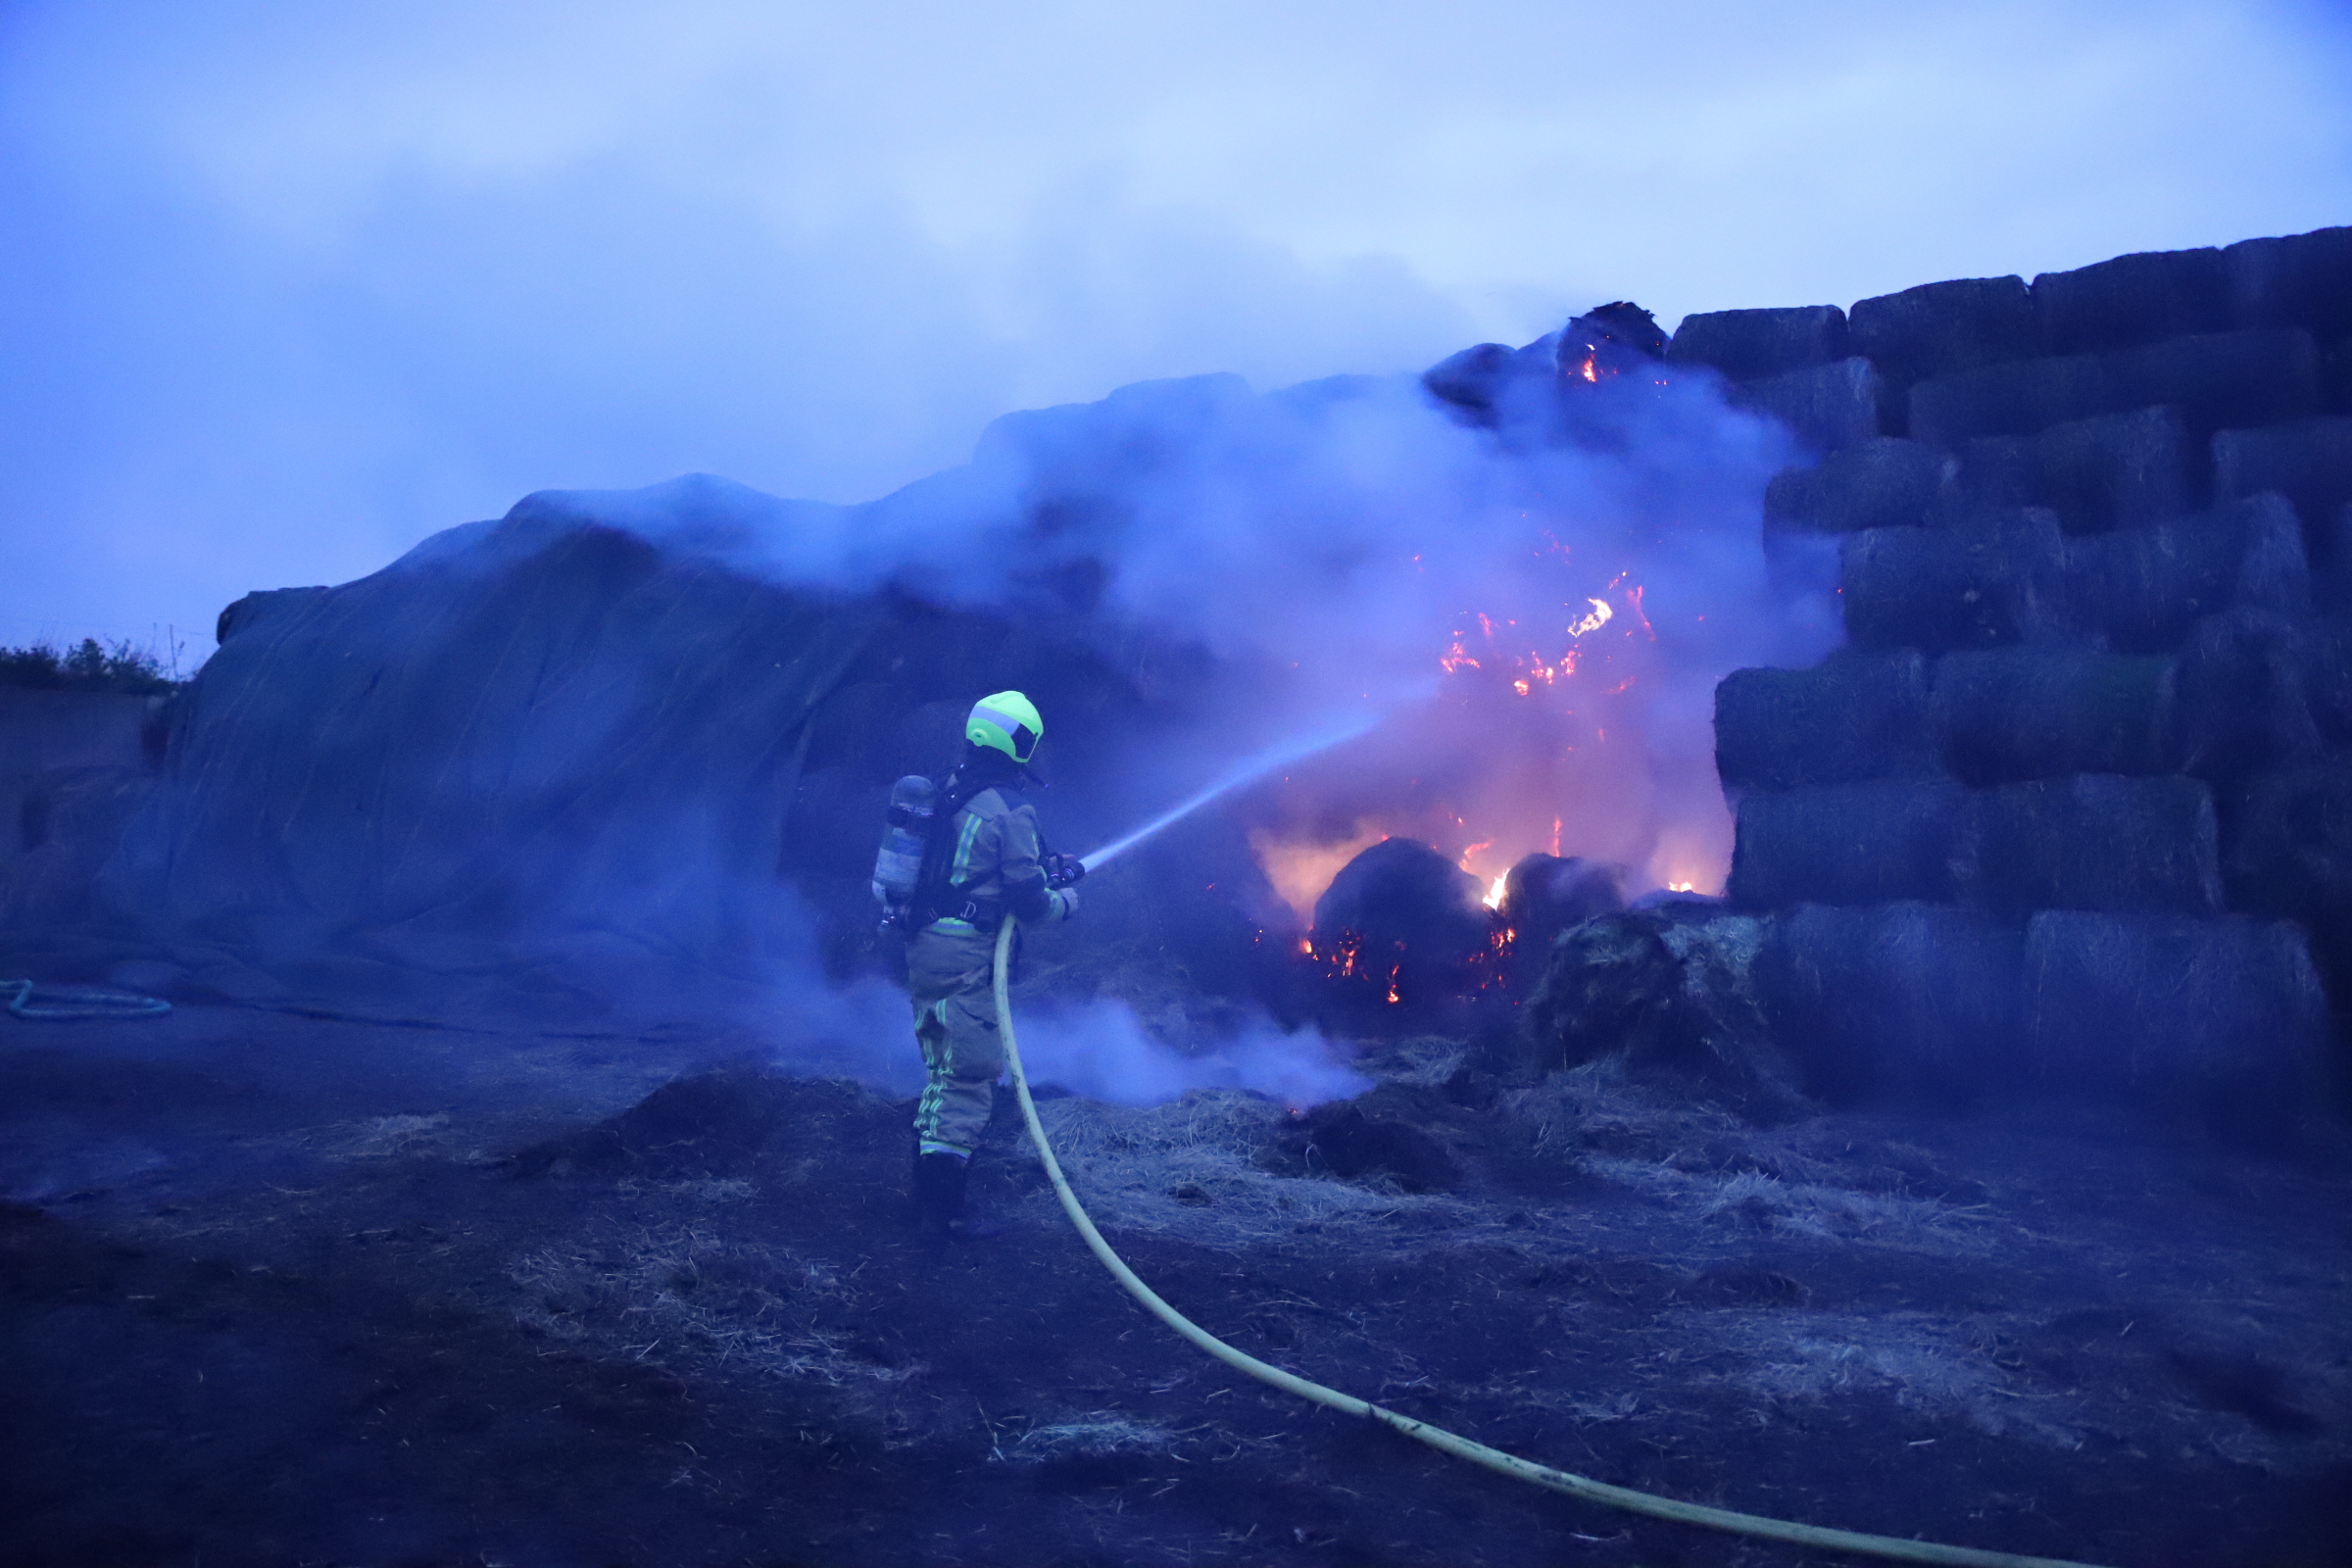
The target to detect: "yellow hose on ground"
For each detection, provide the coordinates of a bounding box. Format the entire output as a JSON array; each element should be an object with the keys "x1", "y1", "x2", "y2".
[{"x1": 991, "y1": 919, "x2": 2114, "y2": 1568}]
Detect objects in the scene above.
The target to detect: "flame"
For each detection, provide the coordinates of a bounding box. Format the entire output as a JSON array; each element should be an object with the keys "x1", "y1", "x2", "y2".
[
  {"x1": 1566, "y1": 597, "x2": 1613, "y2": 638},
  {"x1": 1575, "y1": 353, "x2": 1598, "y2": 384},
  {"x1": 1384, "y1": 965, "x2": 1401, "y2": 1004},
  {"x1": 1669, "y1": 881, "x2": 1695, "y2": 894},
  {"x1": 1482, "y1": 873, "x2": 1507, "y2": 909}
]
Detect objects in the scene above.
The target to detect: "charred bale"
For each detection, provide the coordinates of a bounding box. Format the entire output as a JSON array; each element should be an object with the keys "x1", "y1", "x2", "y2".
[
  {"x1": 1957, "y1": 773, "x2": 2223, "y2": 916},
  {"x1": 1753, "y1": 902, "x2": 2026, "y2": 1106},
  {"x1": 1839, "y1": 509, "x2": 2066, "y2": 652},
  {"x1": 2214, "y1": 417, "x2": 2352, "y2": 546},
  {"x1": 1667, "y1": 305, "x2": 1848, "y2": 382},
  {"x1": 1311, "y1": 837, "x2": 1491, "y2": 1011},
  {"x1": 1557, "y1": 301, "x2": 1669, "y2": 373},
  {"x1": 2024, "y1": 911, "x2": 2328, "y2": 1139},
  {"x1": 1847, "y1": 275, "x2": 2039, "y2": 425},
  {"x1": 1714, "y1": 650, "x2": 1936, "y2": 791},
  {"x1": 1763, "y1": 438, "x2": 1955, "y2": 534},
  {"x1": 1931, "y1": 648, "x2": 2172, "y2": 784},
  {"x1": 1291, "y1": 1102, "x2": 1460, "y2": 1192},
  {"x1": 1728, "y1": 778, "x2": 1964, "y2": 908},
  {"x1": 1910, "y1": 330, "x2": 2323, "y2": 449},
  {"x1": 1957, "y1": 406, "x2": 2195, "y2": 534},
  {"x1": 2033, "y1": 248, "x2": 2230, "y2": 356},
  {"x1": 1525, "y1": 908, "x2": 1796, "y2": 1116},
  {"x1": 1421, "y1": 342, "x2": 1519, "y2": 421},
  {"x1": 2225, "y1": 225, "x2": 2352, "y2": 342},
  {"x1": 1498, "y1": 854, "x2": 1622, "y2": 969},
  {"x1": 1729, "y1": 358, "x2": 1884, "y2": 455}
]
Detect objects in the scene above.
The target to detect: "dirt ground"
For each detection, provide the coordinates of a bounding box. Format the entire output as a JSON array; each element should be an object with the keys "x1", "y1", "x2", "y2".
[{"x1": 3, "y1": 1002, "x2": 2349, "y2": 1568}]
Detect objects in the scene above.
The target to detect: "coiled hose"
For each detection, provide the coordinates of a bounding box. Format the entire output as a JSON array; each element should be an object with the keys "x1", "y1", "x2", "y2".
[
  {"x1": 991, "y1": 919, "x2": 2112, "y2": 1568},
  {"x1": 1, "y1": 978, "x2": 172, "y2": 1020}
]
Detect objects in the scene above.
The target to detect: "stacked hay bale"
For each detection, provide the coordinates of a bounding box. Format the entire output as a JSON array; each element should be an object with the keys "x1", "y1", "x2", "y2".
[{"x1": 1688, "y1": 226, "x2": 2352, "y2": 1130}]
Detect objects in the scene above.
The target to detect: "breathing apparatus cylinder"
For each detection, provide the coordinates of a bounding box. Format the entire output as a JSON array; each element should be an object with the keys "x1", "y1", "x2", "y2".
[{"x1": 872, "y1": 774, "x2": 936, "y2": 913}]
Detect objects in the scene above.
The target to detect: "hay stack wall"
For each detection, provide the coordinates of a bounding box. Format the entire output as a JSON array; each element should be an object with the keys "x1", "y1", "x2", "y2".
[{"x1": 1694, "y1": 224, "x2": 2352, "y2": 1124}]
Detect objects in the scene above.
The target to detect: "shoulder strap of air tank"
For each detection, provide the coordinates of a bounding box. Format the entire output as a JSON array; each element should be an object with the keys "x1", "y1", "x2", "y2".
[{"x1": 908, "y1": 771, "x2": 972, "y2": 928}]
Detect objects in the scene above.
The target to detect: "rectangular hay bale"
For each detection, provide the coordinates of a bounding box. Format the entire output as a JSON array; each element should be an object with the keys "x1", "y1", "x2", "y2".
[
  {"x1": 1714, "y1": 651, "x2": 1936, "y2": 792},
  {"x1": 2025, "y1": 909, "x2": 2327, "y2": 1136},
  {"x1": 1930, "y1": 648, "x2": 2172, "y2": 784},
  {"x1": 1753, "y1": 902, "x2": 2027, "y2": 1106},
  {"x1": 1763, "y1": 438, "x2": 1954, "y2": 534},
  {"x1": 1728, "y1": 778, "x2": 1964, "y2": 909},
  {"x1": 1668, "y1": 305, "x2": 1849, "y2": 383},
  {"x1": 1957, "y1": 406, "x2": 2194, "y2": 534},
  {"x1": 2032, "y1": 247, "x2": 2230, "y2": 356},
  {"x1": 1839, "y1": 510, "x2": 2066, "y2": 653},
  {"x1": 1957, "y1": 773, "x2": 2222, "y2": 916}
]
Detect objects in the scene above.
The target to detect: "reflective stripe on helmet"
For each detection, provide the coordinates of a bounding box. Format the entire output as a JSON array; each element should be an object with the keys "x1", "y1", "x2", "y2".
[{"x1": 966, "y1": 691, "x2": 1044, "y2": 762}]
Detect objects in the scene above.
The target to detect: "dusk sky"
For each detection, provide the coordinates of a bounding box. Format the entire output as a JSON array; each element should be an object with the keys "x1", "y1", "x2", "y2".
[{"x1": 4, "y1": 1, "x2": 2349, "y2": 663}]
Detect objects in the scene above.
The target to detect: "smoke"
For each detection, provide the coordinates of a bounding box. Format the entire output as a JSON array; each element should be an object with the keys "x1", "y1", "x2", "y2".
[
  {"x1": 1013, "y1": 998, "x2": 1371, "y2": 1109},
  {"x1": 597, "y1": 353, "x2": 1841, "y2": 898}
]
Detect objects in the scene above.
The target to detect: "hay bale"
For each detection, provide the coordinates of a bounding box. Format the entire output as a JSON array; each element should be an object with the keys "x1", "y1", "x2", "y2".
[
  {"x1": 1957, "y1": 773, "x2": 2222, "y2": 916},
  {"x1": 1909, "y1": 330, "x2": 2323, "y2": 449},
  {"x1": 1668, "y1": 305, "x2": 1849, "y2": 382},
  {"x1": 2061, "y1": 495, "x2": 2278, "y2": 653},
  {"x1": 2171, "y1": 607, "x2": 2328, "y2": 784},
  {"x1": 1931, "y1": 648, "x2": 2171, "y2": 784},
  {"x1": 1311, "y1": 838, "x2": 1490, "y2": 1007},
  {"x1": 2223, "y1": 759, "x2": 2352, "y2": 1003},
  {"x1": 1762, "y1": 438, "x2": 1954, "y2": 534},
  {"x1": 1525, "y1": 908, "x2": 1796, "y2": 1115},
  {"x1": 1498, "y1": 854, "x2": 1622, "y2": 971},
  {"x1": 2100, "y1": 329, "x2": 2325, "y2": 438},
  {"x1": 2225, "y1": 224, "x2": 2352, "y2": 341},
  {"x1": 1907, "y1": 353, "x2": 2105, "y2": 448},
  {"x1": 1839, "y1": 509, "x2": 2066, "y2": 652},
  {"x1": 1714, "y1": 650, "x2": 1936, "y2": 791},
  {"x1": 2024, "y1": 910, "x2": 2328, "y2": 1138},
  {"x1": 1728, "y1": 779, "x2": 1965, "y2": 908},
  {"x1": 2214, "y1": 416, "x2": 2352, "y2": 535},
  {"x1": 1729, "y1": 358, "x2": 1883, "y2": 454},
  {"x1": 1847, "y1": 275, "x2": 2038, "y2": 416},
  {"x1": 1752, "y1": 902, "x2": 2026, "y2": 1106},
  {"x1": 1421, "y1": 341, "x2": 1518, "y2": 419},
  {"x1": 1957, "y1": 406, "x2": 2194, "y2": 534},
  {"x1": 2033, "y1": 247, "x2": 2230, "y2": 355},
  {"x1": 801, "y1": 680, "x2": 901, "y2": 773}
]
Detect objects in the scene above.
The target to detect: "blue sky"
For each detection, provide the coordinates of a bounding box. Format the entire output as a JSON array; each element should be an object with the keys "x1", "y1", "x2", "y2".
[{"x1": 4, "y1": 0, "x2": 2348, "y2": 661}]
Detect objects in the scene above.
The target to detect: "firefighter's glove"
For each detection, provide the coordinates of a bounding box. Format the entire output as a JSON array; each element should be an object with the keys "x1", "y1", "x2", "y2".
[
  {"x1": 1044, "y1": 852, "x2": 1086, "y2": 889},
  {"x1": 1052, "y1": 886, "x2": 1080, "y2": 920}
]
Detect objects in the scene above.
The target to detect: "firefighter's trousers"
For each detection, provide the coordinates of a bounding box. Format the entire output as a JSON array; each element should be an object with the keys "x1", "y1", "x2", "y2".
[{"x1": 906, "y1": 924, "x2": 1004, "y2": 1156}]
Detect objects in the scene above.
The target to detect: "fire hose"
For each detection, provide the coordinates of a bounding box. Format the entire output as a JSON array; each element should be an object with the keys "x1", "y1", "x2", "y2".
[
  {"x1": 990, "y1": 918, "x2": 2113, "y2": 1568},
  {"x1": 1, "y1": 978, "x2": 172, "y2": 1020}
]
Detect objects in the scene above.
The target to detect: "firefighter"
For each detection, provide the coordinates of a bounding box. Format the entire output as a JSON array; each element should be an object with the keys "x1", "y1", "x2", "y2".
[{"x1": 901, "y1": 691, "x2": 1079, "y2": 1236}]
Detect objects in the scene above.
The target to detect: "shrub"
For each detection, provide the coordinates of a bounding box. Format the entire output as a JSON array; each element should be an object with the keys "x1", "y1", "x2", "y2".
[{"x1": 0, "y1": 638, "x2": 178, "y2": 695}]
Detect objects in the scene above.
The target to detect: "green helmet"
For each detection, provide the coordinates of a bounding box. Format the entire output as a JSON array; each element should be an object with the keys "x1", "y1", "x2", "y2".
[{"x1": 965, "y1": 691, "x2": 1044, "y2": 765}]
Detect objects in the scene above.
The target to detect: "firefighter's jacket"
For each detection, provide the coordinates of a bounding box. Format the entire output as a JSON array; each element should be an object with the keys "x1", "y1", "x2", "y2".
[{"x1": 926, "y1": 783, "x2": 1072, "y2": 935}]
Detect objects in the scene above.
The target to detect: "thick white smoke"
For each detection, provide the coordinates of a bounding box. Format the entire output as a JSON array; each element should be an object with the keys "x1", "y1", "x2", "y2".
[{"x1": 621, "y1": 356, "x2": 1841, "y2": 898}]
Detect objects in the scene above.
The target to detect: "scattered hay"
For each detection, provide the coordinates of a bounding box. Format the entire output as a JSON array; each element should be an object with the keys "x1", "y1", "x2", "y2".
[
  {"x1": 505, "y1": 1220, "x2": 919, "y2": 1395},
  {"x1": 1017, "y1": 1090, "x2": 1462, "y2": 1243}
]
